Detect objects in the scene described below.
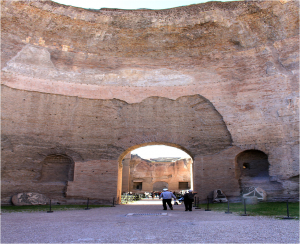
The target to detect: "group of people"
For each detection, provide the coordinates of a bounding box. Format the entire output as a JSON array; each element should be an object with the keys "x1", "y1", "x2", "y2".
[
  {"x1": 159, "y1": 188, "x2": 197, "y2": 211},
  {"x1": 150, "y1": 191, "x2": 162, "y2": 199}
]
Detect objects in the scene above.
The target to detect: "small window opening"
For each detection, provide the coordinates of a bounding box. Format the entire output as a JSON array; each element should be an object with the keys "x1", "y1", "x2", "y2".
[
  {"x1": 179, "y1": 182, "x2": 189, "y2": 190},
  {"x1": 133, "y1": 182, "x2": 142, "y2": 190},
  {"x1": 243, "y1": 163, "x2": 250, "y2": 169}
]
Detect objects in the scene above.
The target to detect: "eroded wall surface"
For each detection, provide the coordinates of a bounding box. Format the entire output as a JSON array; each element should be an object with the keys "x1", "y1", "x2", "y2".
[{"x1": 1, "y1": 0, "x2": 299, "y2": 204}]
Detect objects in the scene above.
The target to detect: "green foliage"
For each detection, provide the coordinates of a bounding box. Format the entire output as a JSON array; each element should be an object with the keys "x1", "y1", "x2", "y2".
[
  {"x1": 196, "y1": 202, "x2": 299, "y2": 219},
  {"x1": 1, "y1": 204, "x2": 110, "y2": 213}
]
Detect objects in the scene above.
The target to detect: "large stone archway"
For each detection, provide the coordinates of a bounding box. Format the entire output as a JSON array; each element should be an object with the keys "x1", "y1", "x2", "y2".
[
  {"x1": 55, "y1": 93, "x2": 232, "y2": 203},
  {"x1": 2, "y1": 84, "x2": 235, "y2": 204},
  {"x1": 119, "y1": 144, "x2": 194, "y2": 196}
]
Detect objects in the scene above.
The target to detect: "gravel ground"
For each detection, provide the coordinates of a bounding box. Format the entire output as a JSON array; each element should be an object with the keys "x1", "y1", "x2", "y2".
[{"x1": 1, "y1": 199, "x2": 299, "y2": 243}]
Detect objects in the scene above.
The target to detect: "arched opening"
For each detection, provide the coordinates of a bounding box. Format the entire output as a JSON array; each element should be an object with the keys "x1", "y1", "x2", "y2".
[
  {"x1": 153, "y1": 181, "x2": 169, "y2": 191},
  {"x1": 119, "y1": 143, "x2": 193, "y2": 202},
  {"x1": 37, "y1": 154, "x2": 74, "y2": 197},
  {"x1": 38, "y1": 154, "x2": 74, "y2": 182},
  {"x1": 236, "y1": 150, "x2": 269, "y2": 180},
  {"x1": 235, "y1": 150, "x2": 282, "y2": 198},
  {"x1": 59, "y1": 93, "x2": 232, "y2": 204}
]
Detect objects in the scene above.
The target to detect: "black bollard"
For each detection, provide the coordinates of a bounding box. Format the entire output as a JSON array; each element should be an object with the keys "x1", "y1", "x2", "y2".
[
  {"x1": 195, "y1": 197, "x2": 201, "y2": 209},
  {"x1": 241, "y1": 198, "x2": 248, "y2": 216},
  {"x1": 85, "y1": 198, "x2": 90, "y2": 210},
  {"x1": 283, "y1": 200, "x2": 294, "y2": 219},
  {"x1": 47, "y1": 199, "x2": 53, "y2": 213},
  {"x1": 205, "y1": 197, "x2": 211, "y2": 211},
  {"x1": 111, "y1": 197, "x2": 116, "y2": 207},
  {"x1": 225, "y1": 200, "x2": 232, "y2": 214},
  {"x1": 193, "y1": 197, "x2": 197, "y2": 207}
]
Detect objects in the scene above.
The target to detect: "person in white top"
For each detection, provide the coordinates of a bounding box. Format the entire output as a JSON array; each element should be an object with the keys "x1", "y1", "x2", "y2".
[{"x1": 160, "y1": 189, "x2": 176, "y2": 210}]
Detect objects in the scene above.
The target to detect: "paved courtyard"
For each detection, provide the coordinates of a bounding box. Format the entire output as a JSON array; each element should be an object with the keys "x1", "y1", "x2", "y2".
[{"x1": 1, "y1": 199, "x2": 299, "y2": 243}]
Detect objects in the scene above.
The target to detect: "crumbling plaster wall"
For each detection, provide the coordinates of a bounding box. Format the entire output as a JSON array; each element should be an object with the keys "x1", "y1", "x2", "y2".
[{"x1": 1, "y1": 0, "x2": 299, "y2": 204}]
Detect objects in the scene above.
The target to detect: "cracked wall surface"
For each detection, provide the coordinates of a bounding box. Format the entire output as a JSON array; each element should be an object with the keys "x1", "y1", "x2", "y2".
[{"x1": 1, "y1": 0, "x2": 299, "y2": 204}]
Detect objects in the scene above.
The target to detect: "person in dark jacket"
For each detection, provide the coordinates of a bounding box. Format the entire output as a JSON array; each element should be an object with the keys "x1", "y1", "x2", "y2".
[{"x1": 184, "y1": 189, "x2": 197, "y2": 211}]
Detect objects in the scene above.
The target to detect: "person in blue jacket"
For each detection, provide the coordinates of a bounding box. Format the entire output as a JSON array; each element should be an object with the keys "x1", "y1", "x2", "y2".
[{"x1": 160, "y1": 189, "x2": 176, "y2": 210}]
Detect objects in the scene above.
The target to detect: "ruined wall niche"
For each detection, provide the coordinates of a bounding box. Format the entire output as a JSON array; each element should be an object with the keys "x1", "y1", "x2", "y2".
[
  {"x1": 236, "y1": 150, "x2": 269, "y2": 179},
  {"x1": 235, "y1": 149, "x2": 285, "y2": 198},
  {"x1": 37, "y1": 154, "x2": 74, "y2": 183}
]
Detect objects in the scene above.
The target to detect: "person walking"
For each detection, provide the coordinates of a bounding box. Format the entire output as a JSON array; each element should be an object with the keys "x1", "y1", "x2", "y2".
[
  {"x1": 184, "y1": 189, "x2": 197, "y2": 211},
  {"x1": 160, "y1": 189, "x2": 176, "y2": 210}
]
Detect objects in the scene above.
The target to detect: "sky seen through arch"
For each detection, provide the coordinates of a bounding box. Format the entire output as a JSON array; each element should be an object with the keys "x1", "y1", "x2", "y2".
[
  {"x1": 53, "y1": 0, "x2": 240, "y2": 10},
  {"x1": 131, "y1": 145, "x2": 191, "y2": 160}
]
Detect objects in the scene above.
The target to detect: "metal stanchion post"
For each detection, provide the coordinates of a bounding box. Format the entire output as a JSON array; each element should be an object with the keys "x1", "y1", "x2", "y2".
[
  {"x1": 111, "y1": 197, "x2": 116, "y2": 207},
  {"x1": 85, "y1": 198, "x2": 90, "y2": 210},
  {"x1": 193, "y1": 197, "x2": 197, "y2": 207},
  {"x1": 47, "y1": 199, "x2": 53, "y2": 213},
  {"x1": 205, "y1": 197, "x2": 211, "y2": 211},
  {"x1": 283, "y1": 200, "x2": 294, "y2": 219},
  {"x1": 241, "y1": 198, "x2": 248, "y2": 216},
  {"x1": 195, "y1": 197, "x2": 201, "y2": 209},
  {"x1": 225, "y1": 200, "x2": 232, "y2": 214}
]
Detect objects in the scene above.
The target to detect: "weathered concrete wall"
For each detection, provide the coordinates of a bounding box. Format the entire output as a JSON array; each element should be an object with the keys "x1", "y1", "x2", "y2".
[{"x1": 1, "y1": 0, "x2": 299, "y2": 204}]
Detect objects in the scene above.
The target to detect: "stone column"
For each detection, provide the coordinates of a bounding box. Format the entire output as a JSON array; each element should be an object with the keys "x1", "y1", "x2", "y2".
[{"x1": 121, "y1": 153, "x2": 131, "y2": 193}]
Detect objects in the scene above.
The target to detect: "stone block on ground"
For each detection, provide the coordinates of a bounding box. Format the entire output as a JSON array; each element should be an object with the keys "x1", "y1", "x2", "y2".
[
  {"x1": 243, "y1": 196, "x2": 258, "y2": 205},
  {"x1": 11, "y1": 193, "x2": 49, "y2": 206}
]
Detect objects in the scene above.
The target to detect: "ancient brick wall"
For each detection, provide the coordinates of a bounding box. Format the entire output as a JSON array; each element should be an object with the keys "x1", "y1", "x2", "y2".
[
  {"x1": 1, "y1": 0, "x2": 299, "y2": 204},
  {"x1": 66, "y1": 160, "x2": 119, "y2": 204},
  {"x1": 123, "y1": 155, "x2": 193, "y2": 193}
]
